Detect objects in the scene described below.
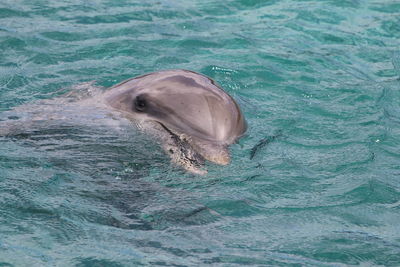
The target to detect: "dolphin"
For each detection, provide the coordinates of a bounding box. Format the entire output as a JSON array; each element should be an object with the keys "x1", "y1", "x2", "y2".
[
  {"x1": 0, "y1": 69, "x2": 246, "y2": 174},
  {"x1": 101, "y1": 69, "x2": 247, "y2": 174}
]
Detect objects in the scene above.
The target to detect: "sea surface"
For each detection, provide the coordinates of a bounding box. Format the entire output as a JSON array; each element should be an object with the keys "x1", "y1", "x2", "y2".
[{"x1": 1, "y1": 0, "x2": 400, "y2": 266}]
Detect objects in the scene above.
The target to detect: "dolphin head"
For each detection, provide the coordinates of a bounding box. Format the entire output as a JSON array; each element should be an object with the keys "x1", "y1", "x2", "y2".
[{"x1": 103, "y1": 69, "x2": 246, "y2": 174}]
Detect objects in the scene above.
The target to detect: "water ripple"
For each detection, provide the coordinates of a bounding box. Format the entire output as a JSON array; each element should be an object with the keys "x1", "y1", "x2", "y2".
[{"x1": 1, "y1": 0, "x2": 400, "y2": 266}]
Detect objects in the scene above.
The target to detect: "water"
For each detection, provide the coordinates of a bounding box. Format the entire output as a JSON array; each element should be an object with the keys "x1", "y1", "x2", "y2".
[{"x1": 1, "y1": 0, "x2": 400, "y2": 266}]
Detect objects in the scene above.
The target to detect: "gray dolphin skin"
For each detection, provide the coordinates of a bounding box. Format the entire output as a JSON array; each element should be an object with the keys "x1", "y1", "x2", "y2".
[{"x1": 102, "y1": 69, "x2": 247, "y2": 174}]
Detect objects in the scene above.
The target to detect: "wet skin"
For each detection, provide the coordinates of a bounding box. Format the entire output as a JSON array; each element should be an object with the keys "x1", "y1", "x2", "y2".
[{"x1": 102, "y1": 69, "x2": 247, "y2": 174}]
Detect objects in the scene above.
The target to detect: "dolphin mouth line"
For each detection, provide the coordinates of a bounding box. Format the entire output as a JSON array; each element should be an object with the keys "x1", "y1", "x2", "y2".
[
  {"x1": 157, "y1": 122, "x2": 184, "y2": 146},
  {"x1": 157, "y1": 122, "x2": 206, "y2": 171}
]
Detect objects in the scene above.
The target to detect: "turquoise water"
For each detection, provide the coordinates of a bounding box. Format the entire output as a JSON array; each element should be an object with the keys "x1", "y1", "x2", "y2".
[{"x1": 1, "y1": 0, "x2": 400, "y2": 266}]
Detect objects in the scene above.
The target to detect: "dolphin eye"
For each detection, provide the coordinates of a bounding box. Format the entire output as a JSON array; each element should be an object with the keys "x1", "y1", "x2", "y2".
[{"x1": 134, "y1": 95, "x2": 147, "y2": 112}]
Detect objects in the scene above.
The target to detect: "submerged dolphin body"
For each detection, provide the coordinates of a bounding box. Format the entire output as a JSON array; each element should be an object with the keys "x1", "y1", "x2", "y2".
[
  {"x1": 0, "y1": 70, "x2": 246, "y2": 174},
  {"x1": 101, "y1": 69, "x2": 246, "y2": 174}
]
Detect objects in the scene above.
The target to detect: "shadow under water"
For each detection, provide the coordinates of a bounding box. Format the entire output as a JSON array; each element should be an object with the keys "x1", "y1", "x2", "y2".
[{"x1": 0, "y1": 83, "x2": 219, "y2": 241}]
